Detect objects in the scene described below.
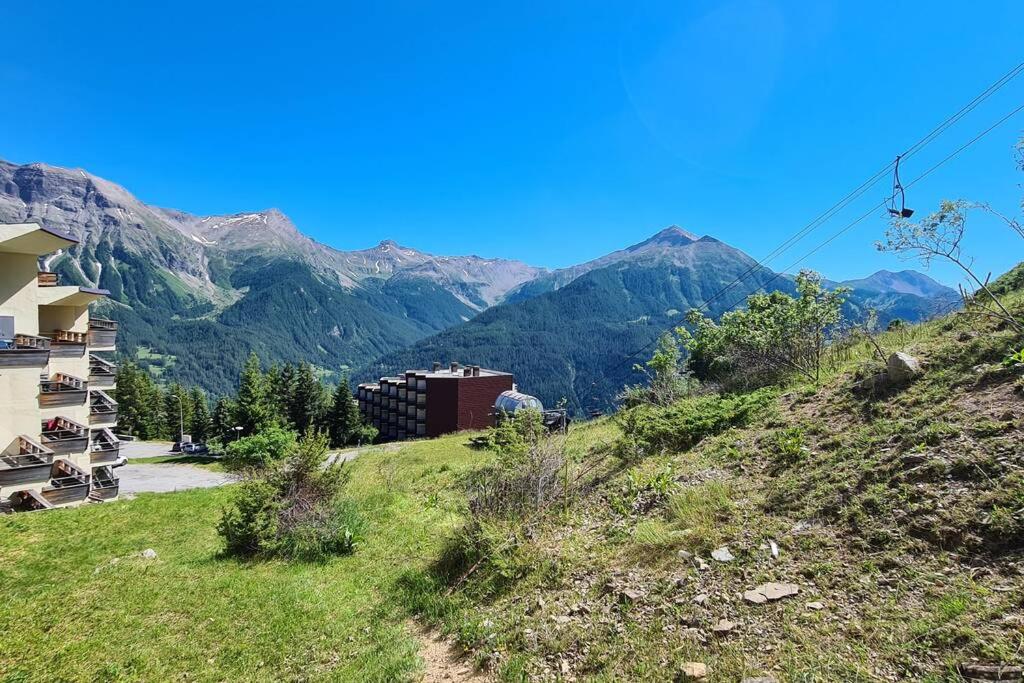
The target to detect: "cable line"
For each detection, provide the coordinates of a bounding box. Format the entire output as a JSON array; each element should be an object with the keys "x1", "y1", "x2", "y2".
[{"x1": 599, "y1": 86, "x2": 1024, "y2": 383}]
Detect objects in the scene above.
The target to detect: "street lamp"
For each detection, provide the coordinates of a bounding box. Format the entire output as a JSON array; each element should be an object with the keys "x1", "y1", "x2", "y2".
[{"x1": 232, "y1": 426, "x2": 243, "y2": 441}]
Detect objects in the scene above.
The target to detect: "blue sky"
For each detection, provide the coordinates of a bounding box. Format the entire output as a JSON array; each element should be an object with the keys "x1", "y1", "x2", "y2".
[{"x1": 3, "y1": 1, "x2": 1023, "y2": 286}]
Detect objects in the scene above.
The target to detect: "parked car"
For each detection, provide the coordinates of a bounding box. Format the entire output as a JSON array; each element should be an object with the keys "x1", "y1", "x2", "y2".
[
  {"x1": 181, "y1": 442, "x2": 209, "y2": 455},
  {"x1": 111, "y1": 454, "x2": 128, "y2": 468}
]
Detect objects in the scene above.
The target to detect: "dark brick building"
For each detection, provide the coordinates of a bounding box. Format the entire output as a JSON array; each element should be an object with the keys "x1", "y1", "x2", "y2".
[{"x1": 356, "y1": 362, "x2": 513, "y2": 441}]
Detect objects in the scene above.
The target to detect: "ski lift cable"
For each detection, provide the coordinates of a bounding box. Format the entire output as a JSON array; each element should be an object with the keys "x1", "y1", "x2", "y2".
[
  {"x1": 608, "y1": 96, "x2": 1024, "y2": 376},
  {"x1": 685, "y1": 60, "x2": 1024, "y2": 322}
]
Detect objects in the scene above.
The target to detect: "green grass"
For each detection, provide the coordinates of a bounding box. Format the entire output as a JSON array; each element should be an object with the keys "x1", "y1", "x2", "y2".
[
  {"x1": 126, "y1": 454, "x2": 226, "y2": 471},
  {"x1": 0, "y1": 434, "x2": 489, "y2": 682}
]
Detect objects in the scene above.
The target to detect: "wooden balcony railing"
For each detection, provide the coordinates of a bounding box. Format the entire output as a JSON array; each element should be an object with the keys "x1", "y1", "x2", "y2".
[
  {"x1": 0, "y1": 436, "x2": 55, "y2": 487},
  {"x1": 88, "y1": 318, "x2": 118, "y2": 331},
  {"x1": 87, "y1": 319, "x2": 117, "y2": 348},
  {"x1": 14, "y1": 334, "x2": 49, "y2": 351},
  {"x1": 40, "y1": 417, "x2": 89, "y2": 455},
  {"x1": 88, "y1": 354, "x2": 117, "y2": 387},
  {"x1": 39, "y1": 373, "x2": 89, "y2": 407},
  {"x1": 89, "y1": 465, "x2": 119, "y2": 500},
  {"x1": 90, "y1": 428, "x2": 121, "y2": 464},
  {"x1": 42, "y1": 459, "x2": 90, "y2": 506},
  {"x1": 89, "y1": 390, "x2": 118, "y2": 425},
  {"x1": 47, "y1": 330, "x2": 87, "y2": 345},
  {"x1": 0, "y1": 334, "x2": 51, "y2": 368},
  {"x1": 41, "y1": 372, "x2": 88, "y2": 392},
  {"x1": 37, "y1": 271, "x2": 59, "y2": 287}
]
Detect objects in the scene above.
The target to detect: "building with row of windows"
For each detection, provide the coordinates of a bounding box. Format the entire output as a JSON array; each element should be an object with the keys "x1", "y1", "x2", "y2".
[
  {"x1": 357, "y1": 362, "x2": 513, "y2": 441},
  {"x1": 0, "y1": 222, "x2": 121, "y2": 512}
]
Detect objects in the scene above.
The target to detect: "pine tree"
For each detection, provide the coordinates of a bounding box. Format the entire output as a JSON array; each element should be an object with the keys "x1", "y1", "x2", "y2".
[
  {"x1": 288, "y1": 362, "x2": 327, "y2": 433},
  {"x1": 189, "y1": 387, "x2": 213, "y2": 441},
  {"x1": 235, "y1": 352, "x2": 275, "y2": 435},
  {"x1": 268, "y1": 363, "x2": 295, "y2": 418},
  {"x1": 326, "y1": 375, "x2": 360, "y2": 447},
  {"x1": 212, "y1": 396, "x2": 238, "y2": 442},
  {"x1": 114, "y1": 362, "x2": 166, "y2": 439}
]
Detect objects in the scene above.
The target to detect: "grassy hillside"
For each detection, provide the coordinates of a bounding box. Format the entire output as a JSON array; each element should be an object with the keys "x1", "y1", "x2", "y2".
[
  {"x1": 0, "y1": 439, "x2": 488, "y2": 682},
  {"x1": 399, "y1": 271, "x2": 1024, "y2": 681},
  {"x1": 2, "y1": 270, "x2": 1022, "y2": 682}
]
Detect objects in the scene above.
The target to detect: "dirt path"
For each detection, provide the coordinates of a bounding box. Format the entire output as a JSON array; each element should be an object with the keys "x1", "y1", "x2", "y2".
[{"x1": 413, "y1": 624, "x2": 488, "y2": 682}]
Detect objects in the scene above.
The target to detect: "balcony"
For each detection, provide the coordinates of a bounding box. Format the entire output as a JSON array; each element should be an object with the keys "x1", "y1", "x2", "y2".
[
  {"x1": 39, "y1": 373, "x2": 88, "y2": 408},
  {"x1": 40, "y1": 416, "x2": 89, "y2": 455},
  {"x1": 90, "y1": 428, "x2": 121, "y2": 465},
  {"x1": 87, "y1": 318, "x2": 117, "y2": 349},
  {"x1": 89, "y1": 465, "x2": 119, "y2": 501},
  {"x1": 89, "y1": 390, "x2": 118, "y2": 426},
  {"x1": 44, "y1": 330, "x2": 87, "y2": 358},
  {"x1": 89, "y1": 354, "x2": 117, "y2": 388},
  {"x1": 0, "y1": 333, "x2": 51, "y2": 368},
  {"x1": 37, "y1": 271, "x2": 59, "y2": 287},
  {"x1": 41, "y1": 459, "x2": 90, "y2": 506},
  {"x1": 0, "y1": 436, "x2": 55, "y2": 487},
  {"x1": 6, "y1": 489, "x2": 52, "y2": 512}
]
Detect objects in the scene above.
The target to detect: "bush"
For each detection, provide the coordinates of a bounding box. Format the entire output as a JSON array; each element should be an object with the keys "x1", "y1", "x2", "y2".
[
  {"x1": 218, "y1": 430, "x2": 362, "y2": 560},
  {"x1": 470, "y1": 409, "x2": 568, "y2": 518},
  {"x1": 223, "y1": 426, "x2": 297, "y2": 471},
  {"x1": 615, "y1": 388, "x2": 775, "y2": 459},
  {"x1": 218, "y1": 480, "x2": 281, "y2": 556}
]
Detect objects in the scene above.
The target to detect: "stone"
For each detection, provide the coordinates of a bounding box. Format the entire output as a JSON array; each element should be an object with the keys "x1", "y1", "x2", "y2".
[
  {"x1": 140, "y1": 549, "x2": 157, "y2": 560},
  {"x1": 711, "y1": 547, "x2": 735, "y2": 563},
  {"x1": 958, "y1": 662, "x2": 1023, "y2": 681},
  {"x1": 677, "y1": 550, "x2": 693, "y2": 561},
  {"x1": 805, "y1": 601, "x2": 825, "y2": 611},
  {"x1": 887, "y1": 352, "x2": 923, "y2": 385},
  {"x1": 741, "y1": 678, "x2": 778, "y2": 683},
  {"x1": 693, "y1": 593, "x2": 709, "y2": 605},
  {"x1": 855, "y1": 371, "x2": 889, "y2": 394},
  {"x1": 551, "y1": 615, "x2": 572, "y2": 624},
  {"x1": 619, "y1": 588, "x2": 644, "y2": 603},
  {"x1": 711, "y1": 618, "x2": 737, "y2": 634},
  {"x1": 743, "y1": 590, "x2": 768, "y2": 605},
  {"x1": 760, "y1": 582, "x2": 800, "y2": 601},
  {"x1": 679, "y1": 662, "x2": 708, "y2": 680},
  {"x1": 744, "y1": 582, "x2": 799, "y2": 604}
]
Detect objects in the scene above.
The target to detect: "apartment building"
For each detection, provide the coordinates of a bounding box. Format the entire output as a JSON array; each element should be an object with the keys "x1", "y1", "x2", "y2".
[
  {"x1": 0, "y1": 222, "x2": 121, "y2": 512},
  {"x1": 357, "y1": 362, "x2": 513, "y2": 441}
]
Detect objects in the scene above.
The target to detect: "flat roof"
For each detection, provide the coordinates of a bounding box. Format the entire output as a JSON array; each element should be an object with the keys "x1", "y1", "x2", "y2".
[
  {"x1": 0, "y1": 222, "x2": 78, "y2": 255},
  {"x1": 409, "y1": 367, "x2": 512, "y2": 379},
  {"x1": 37, "y1": 285, "x2": 110, "y2": 306}
]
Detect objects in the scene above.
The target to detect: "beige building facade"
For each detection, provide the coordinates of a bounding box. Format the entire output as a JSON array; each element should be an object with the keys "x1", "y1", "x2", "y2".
[{"x1": 0, "y1": 222, "x2": 121, "y2": 512}]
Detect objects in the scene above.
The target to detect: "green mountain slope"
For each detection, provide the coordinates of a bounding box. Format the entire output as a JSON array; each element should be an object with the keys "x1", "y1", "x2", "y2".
[{"x1": 363, "y1": 240, "x2": 791, "y2": 413}]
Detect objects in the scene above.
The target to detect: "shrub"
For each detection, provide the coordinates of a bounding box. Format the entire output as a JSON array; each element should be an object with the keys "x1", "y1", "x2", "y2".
[
  {"x1": 681, "y1": 270, "x2": 849, "y2": 388},
  {"x1": 470, "y1": 410, "x2": 568, "y2": 518},
  {"x1": 615, "y1": 388, "x2": 775, "y2": 459},
  {"x1": 223, "y1": 426, "x2": 297, "y2": 472},
  {"x1": 218, "y1": 480, "x2": 280, "y2": 556},
  {"x1": 218, "y1": 430, "x2": 362, "y2": 560}
]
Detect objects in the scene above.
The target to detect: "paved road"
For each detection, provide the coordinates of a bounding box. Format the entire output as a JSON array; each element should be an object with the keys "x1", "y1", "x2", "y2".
[
  {"x1": 118, "y1": 441, "x2": 233, "y2": 498},
  {"x1": 114, "y1": 440, "x2": 395, "y2": 498}
]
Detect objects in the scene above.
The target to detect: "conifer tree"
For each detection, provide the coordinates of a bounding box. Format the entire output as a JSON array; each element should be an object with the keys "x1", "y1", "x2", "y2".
[
  {"x1": 235, "y1": 352, "x2": 275, "y2": 435},
  {"x1": 288, "y1": 362, "x2": 327, "y2": 433},
  {"x1": 189, "y1": 387, "x2": 213, "y2": 441},
  {"x1": 114, "y1": 362, "x2": 163, "y2": 439},
  {"x1": 212, "y1": 396, "x2": 238, "y2": 442},
  {"x1": 326, "y1": 375, "x2": 361, "y2": 447}
]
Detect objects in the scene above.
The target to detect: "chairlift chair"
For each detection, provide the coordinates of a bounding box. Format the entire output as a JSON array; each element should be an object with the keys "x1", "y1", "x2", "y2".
[{"x1": 887, "y1": 155, "x2": 914, "y2": 219}]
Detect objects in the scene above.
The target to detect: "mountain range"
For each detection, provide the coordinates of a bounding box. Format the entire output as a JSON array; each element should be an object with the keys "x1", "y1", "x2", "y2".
[{"x1": 0, "y1": 159, "x2": 959, "y2": 407}]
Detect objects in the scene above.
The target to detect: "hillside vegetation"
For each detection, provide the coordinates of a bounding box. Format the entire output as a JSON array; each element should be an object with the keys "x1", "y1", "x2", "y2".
[
  {"x1": 402, "y1": 264, "x2": 1024, "y2": 681},
  {"x1": 2, "y1": 268, "x2": 1021, "y2": 682}
]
